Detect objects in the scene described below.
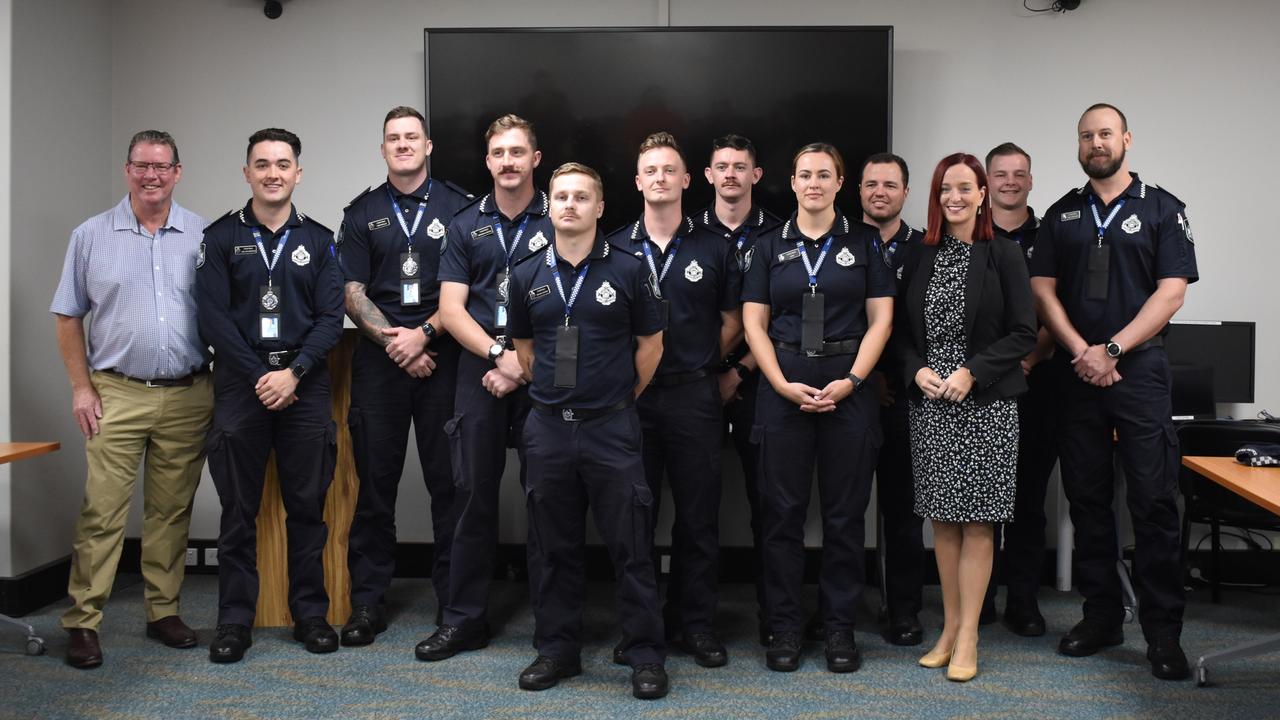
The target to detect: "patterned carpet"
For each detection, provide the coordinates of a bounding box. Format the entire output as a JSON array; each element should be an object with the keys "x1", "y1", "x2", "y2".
[{"x1": 2, "y1": 575, "x2": 1278, "y2": 719}]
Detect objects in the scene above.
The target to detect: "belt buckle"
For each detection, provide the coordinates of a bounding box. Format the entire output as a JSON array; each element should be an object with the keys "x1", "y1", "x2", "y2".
[
  {"x1": 805, "y1": 349, "x2": 818, "y2": 358},
  {"x1": 144, "y1": 379, "x2": 163, "y2": 388},
  {"x1": 561, "y1": 408, "x2": 576, "y2": 422},
  {"x1": 267, "y1": 351, "x2": 285, "y2": 367}
]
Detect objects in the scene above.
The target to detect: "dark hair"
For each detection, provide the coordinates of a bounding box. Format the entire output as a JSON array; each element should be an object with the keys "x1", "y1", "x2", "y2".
[
  {"x1": 792, "y1": 142, "x2": 845, "y2": 178},
  {"x1": 246, "y1": 128, "x2": 302, "y2": 162},
  {"x1": 550, "y1": 162, "x2": 604, "y2": 200},
  {"x1": 383, "y1": 105, "x2": 428, "y2": 136},
  {"x1": 127, "y1": 130, "x2": 180, "y2": 165},
  {"x1": 859, "y1": 152, "x2": 909, "y2": 187},
  {"x1": 1081, "y1": 102, "x2": 1128, "y2": 132},
  {"x1": 923, "y1": 153, "x2": 993, "y2": 246},
  {"x1": 485, "y1": 114, "x2": 537, "y2": 151},
  {"x1": 710, "y1": 133, "x2": 758, "y2": 164},
  {"x1": 638, "y1": 131, "x2": 686, "y2": 167},
  {"x1": 985, "y1": 142, "x2": 1031, "y2": 169}
]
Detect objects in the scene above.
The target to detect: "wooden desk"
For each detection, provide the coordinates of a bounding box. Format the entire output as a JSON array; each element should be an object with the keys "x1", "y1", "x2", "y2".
[
  {"x1": 0, "y1": 442, "x2": 60, "y2": 465},
  {"x1": 1181, "y1": 454, "x2": 1280, "y2": 685}
]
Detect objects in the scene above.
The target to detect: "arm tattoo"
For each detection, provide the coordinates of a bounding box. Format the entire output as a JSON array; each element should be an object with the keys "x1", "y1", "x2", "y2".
[{"x1": 344, "y1": 281, "x2": 392, "y2": 346}]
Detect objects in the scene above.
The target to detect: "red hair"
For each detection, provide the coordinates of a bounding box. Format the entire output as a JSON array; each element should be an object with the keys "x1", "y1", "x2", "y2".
[{"x1": 923, "y1": 153, "x2": 994, "y2": 246}]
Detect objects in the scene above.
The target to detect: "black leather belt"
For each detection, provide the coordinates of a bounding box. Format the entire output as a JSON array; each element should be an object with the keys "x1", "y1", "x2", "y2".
[
  {"x1": 774, "y1": 339, "x2": 858, "y2": 357},
  {"x1": 532, "y1": 398, "x2": 632, "y2": 422},
  {"x1": 649, "y1": 369, "x2": 709, "y2": 387},
  {"x1": 103, "y1": 367, "x2": 207, "y2": 388},
  {"x1": 258, "y1": 349, "x2": 300, "y2": 369}
]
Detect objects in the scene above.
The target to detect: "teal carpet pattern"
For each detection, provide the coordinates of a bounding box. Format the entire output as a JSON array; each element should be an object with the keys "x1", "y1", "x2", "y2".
[{"x1": 2, "y1": 575, "x2": 1279, "y2": 719}]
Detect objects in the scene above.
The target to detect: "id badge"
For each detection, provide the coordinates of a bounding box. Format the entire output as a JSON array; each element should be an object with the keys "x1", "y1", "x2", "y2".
[
  {"x1": 554, "y1": 324, "x2": 580, "y2": 388},
  {"x1": 494, "y1": 269, "x2": 510, "y2": 330},
  {"x1": 1087, "y1": 245, "x2": 1110, "y2": 301},
  {"x1": 260, "y1": 314, "x2": 280, "y2": 339},
  {"x1": 801, "y1": 291, "x2": 825, "y2": 354},
  {"x1": 401, "y1": 280, "x2": 421, "y2": 306}
]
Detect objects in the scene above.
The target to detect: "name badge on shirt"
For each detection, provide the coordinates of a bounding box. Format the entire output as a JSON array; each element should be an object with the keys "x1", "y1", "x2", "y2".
[
  {"x1": 368, "y1": 217, "x2": 391, "y2": 231},
  {"x1": 259, "y1": 284, "x2": 281, "y2": 339},
  {"x1": 801, "y1": 292, "x2": 825, "y2": 355},
  {"x1": 471, "y1": 225, "x2": 495, "y2": 239},
  {"x1": 554, "y1": 325, "x2": 580, "y2": 388},
  {"x1": 777, "y1": 248, "x2": 802, "y2": 263},
  {"x1": 234, "y1": 245, "x2": 257, "y2": 255}
]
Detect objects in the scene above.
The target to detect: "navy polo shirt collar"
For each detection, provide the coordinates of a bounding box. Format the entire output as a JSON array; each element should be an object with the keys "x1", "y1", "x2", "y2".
[
  {"x1": 388, "y1": 176, "x2": 431, "y2": 203},
  {"x1": 239, "y1": 201, "x2": 304, "y2": 233},
  {"x1": 699, "y1": 204, "x2": 768, "y2": 232},
  {"x1": 478, "y1": 190, "x2": 550, "y2": 218},
  {"x1": 629, "y1": 215, "x2": 695, "y2": 242},
  {"x1": 994, "y1": 207, "x2": 1038, "y2": 237},
  {"x1": 780, "y1": 211, "x2": 852, "y2": 242},
  {"x1": 1078, "y1": 172, "x2": 1148, "y2": 203},
  {"x1": 551, "y1": 232, "x2": 610, "y2": 266}
]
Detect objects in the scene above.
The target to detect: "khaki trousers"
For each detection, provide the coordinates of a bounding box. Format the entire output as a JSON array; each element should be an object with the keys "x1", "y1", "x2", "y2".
[{"x1": 61, "y1": 371, "x2": 213, "y2": 630}]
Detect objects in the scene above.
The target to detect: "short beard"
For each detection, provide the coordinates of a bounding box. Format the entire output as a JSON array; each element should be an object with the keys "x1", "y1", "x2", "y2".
[{"x1": 1081, "y1": 148, "x2": 1124, "y2": 180}]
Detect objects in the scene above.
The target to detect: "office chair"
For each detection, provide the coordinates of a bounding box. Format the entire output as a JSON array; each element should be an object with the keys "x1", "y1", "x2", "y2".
[{"x1": 1176, "y1": 419, "x2": 1280, "y2": 602}]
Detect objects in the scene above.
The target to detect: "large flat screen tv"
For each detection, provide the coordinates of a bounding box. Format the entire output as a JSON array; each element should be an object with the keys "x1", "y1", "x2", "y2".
[
  {"x1": 424, "y1": 27, "x2": 893, "y2": 231},
  {"x1": 1165, "y1": 320, "x2": 1256, "y2": 404}
]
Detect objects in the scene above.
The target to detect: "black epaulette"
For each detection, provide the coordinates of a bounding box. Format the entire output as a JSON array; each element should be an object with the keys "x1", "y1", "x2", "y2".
[
  {"x1": 512, "y1": 248, "x2": 543, "y2": 268},
  {"x1": 603, "y1": 223, "x2": 634, "y2": 241},
  {"x1": 203, "y1": 208, "x2": 239, "y2": 233},
  {"x1": 297, "y1": 211, "x2": 333, "y2": 236},
  {"x1": 443, "y1": 180, "x2": 474, "y2": 200},
  {"x1": 608, "y1": 241, "x2": 644, "y2": 263},
  {"x1": 453, "y1": 192, "x2": 486, "y2": 217},
  {"x1": 1144, "y1": 181, "x2": 1184, "y2": 207},
  {"x1": 344, "y1": 185, "x2": 374, "y2": 210}
]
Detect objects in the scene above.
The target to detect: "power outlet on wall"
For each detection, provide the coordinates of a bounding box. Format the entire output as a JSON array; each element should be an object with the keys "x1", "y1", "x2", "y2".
[
  {"x1": 205, "y1": 548, "x2": 219, "y2": 566},
  {"x1": 185, "y1": 548, "x2": 199, "y2": 566}
]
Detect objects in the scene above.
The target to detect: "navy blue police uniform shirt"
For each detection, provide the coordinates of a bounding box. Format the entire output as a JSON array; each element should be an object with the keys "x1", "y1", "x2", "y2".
[
  {"x1": 994, "y1": 208, "x2": 1040, "y2": 270},
  {"x1": 338, "y1": 177, "x2": 472, "y2": 328},
  {"x1": 741, "y1": 211, "x2": 896, "y2": 345},
  {"x1": 605, "y1": 216, "x2": 741, "y2": 376},
  {"x1": 197, "y1": 203, "x2": 344, "y2": 382},
  {"x1": 506, "y1": 233, "x2": 666, "y2": 410},
  {"x1": 437, "y1": 190, "x2": 554, "y2": 336},
  {"x1": 869, "y1": 219, "x2": 921, "y2": 376},
  {"x1": 695, "y1": 204, "x2": 783, "y2": 275},
  {"x1": 1030, "y1": 173, "x2": 1199, "y2": 345}
]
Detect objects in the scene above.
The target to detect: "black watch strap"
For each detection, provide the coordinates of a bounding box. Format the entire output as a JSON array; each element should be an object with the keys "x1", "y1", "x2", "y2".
[
  {"x1": 733, "y1": 362, "x2": 750, "y2": 381},
  {"x1": 422, "y1": 321, "x2": 437, "y2": 341},
  {"x1": 847, "y1": 372, "x2": 864, "y2": 390}
]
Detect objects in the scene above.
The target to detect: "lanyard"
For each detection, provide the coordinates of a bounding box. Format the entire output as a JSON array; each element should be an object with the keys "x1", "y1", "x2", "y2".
[
  {"x1": 495, "y1": 213, "x2": 531, "y2": 267},
  {"x1": 546, "y1": 246, "x2": 590, "y2": 326},
  {"x1": 734, "y1": 227, "x2": 750, "y2": 253},
  {"x1": 641, "y1": 234, "x2": 683, "y2": 290},
  {"x1": 1088, "y1": 195, "x2": 1125, "y2": 247},
  {"x1": 387, "y1": 180, "x2": 431, "y2": 250},
  {"x1": 873, "y1": 226, "x2": 910, "y2": 269},
  {"x1": 797, "y1": 235, "x2": 835, "y2": 292},
  {"x1": 251, "y1": 227, "x2": 290, "y2": 288}
]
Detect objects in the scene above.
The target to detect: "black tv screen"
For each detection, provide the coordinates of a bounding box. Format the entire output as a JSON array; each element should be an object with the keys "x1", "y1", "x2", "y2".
[
  {"x1": 424, "y1": 27, "x2": 893, "y2": 231},
  {"x1": 1165, "y1": 320, "x2": 1256, "y2": 404}
]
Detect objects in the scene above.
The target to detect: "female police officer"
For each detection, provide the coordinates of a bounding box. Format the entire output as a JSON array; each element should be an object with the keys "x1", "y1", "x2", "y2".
[{"x1": 741, "y1": 143, "x2": 895, "y2": 673}]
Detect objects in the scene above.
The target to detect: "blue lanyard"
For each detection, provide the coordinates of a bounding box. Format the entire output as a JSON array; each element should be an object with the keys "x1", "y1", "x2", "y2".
[
  {"x1": 495, "y1": 213, "x2": 531, "y2": 268},
  {"x1": 251, "y1": 227, "x2": 290, "y2": 288},
  {"x1": 1088, "y1": 195, "x2": 1125, "y2": 247},
  {"x1": 797, "y1": 235, "x2": 835, "y2": 292},
  {"x1": 734, "y1": 227, "x2": 750, "y2": 252},
  {"x1": 546, "y1": 246, "x2": 590, "y2": 326},
  {"x1": 387, "y1": 180, "x2": 431, "y2": 250},
  {"x1": 641, "y1": 234, "x2": 683, "y2": 291},
  {"x1": 873, "y1": 226, "x2": 910, "y2": 269}
]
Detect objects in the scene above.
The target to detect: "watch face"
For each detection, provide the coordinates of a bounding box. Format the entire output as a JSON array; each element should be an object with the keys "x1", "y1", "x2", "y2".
[{"x1": 1106, "y1": 343, "x2": 1121, "y2": 358}]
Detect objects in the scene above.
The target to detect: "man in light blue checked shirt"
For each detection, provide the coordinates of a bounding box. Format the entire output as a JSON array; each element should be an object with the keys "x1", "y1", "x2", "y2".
[{"x1": 50, "y1": 130, "x2": 213, "y2": 669}]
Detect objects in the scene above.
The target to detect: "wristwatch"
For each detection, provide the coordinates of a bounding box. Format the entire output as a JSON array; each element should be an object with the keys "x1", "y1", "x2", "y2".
[
  {"x1": 847, "y1": 372, "x2": 865, "y2": 391},
  {"x1": 290, "y1": 362, "x2": 308, "y2": 379},
  {"x1": 732, "y1": 362, "x2": 750, "y2": 381},
  {"x1": 487, "y1": 342, "x2": 506, "y2": 363},
  {"x1": 1104, "y1": 340, "x2": 1123, "y2": 359},
  {"x1": 421, "y1": 321, "x2": 437, "y2": 341}
]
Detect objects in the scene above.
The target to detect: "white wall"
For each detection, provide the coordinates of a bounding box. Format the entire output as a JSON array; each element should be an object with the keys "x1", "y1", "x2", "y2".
[{"x1": 6, "y1": 0, "x2": 1277, "y2": 574}]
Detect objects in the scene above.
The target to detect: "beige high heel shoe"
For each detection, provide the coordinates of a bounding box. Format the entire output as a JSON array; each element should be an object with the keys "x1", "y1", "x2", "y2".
[
  {"x1": 946, "y1": 645, "x2": 978, "y2": 682},
  {"x1": 918, "y1": 644, "x2": 952, "y2": 668}
]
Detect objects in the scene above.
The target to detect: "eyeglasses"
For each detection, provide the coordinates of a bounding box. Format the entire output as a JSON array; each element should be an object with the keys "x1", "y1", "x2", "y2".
[{"x1": 127, "y1": 161, "x2": 177, "y2": 175}]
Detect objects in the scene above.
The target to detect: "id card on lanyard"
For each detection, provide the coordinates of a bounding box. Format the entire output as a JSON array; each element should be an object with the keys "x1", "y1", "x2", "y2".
[
  {"x1": 547, "y1": 246, "x2": 590, "y2": 388},
  {"x1": 252, "y1": 227, "x2": 289, "y2": 340},
  {"x1": 493, "y1": 214, "x2": 530, "y2": 331},
  {"x1": 798, "y1": 235, "x2": 834, "y2": 354},
  {"x1": 1087, "y1": 196, "x2": 1123, "y2": 301},
  {"x1": 389, "y1": 184, "x2": 429, "y2": 306},
  {"x1": 640, "y1": 233, "x2": 682, "y2": 325}
]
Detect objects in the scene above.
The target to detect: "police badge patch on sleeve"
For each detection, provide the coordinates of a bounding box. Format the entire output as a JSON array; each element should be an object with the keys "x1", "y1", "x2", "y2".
[
  {"x1": 196, "y1": 242, "x2": 206, "y2": 269},
  {"x1": 1177, "y1": 212, "x2": 1194, "y2": 244}
]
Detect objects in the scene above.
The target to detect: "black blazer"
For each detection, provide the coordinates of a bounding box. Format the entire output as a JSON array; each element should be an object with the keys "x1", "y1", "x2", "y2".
[{"x1": 895, "y1": 236, "x2": 1037, "y2": 405}]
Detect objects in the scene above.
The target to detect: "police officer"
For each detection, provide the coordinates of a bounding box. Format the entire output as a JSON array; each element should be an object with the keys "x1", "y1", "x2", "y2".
[
  {"x1": 607, "y1": 132, "x2": 740, "y2": 668},
  {"x1": 697, "y1": 134, "x2": 780, "y2": 645},
  {"x1": 420, "y1": 114, "x2": 552, "y2": 661},
  {"x1": 985, "y1": 142, "x2": 1055, "y2": 637},
  {"x1": 338, "y1": 106, "x2": 472, "y2": 646},
  {"x1": 508, "y1": 163, "x2": 669, "y2": 700},
  {"x1": 1030, "y1": 103, "x2": 1197, "y2": 681},
  {"x1": 742, "y1": 143, "x2": 895, "y2": 673},
  {"x1": 858, "y1": 152, "x2": 925, "y2": 646},
  {"x1": 197, "y1": 128, "x2": 344, "y2": 663}
]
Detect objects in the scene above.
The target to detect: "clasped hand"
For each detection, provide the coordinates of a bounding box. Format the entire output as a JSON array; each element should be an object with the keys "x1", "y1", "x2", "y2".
[{"x1": 915, "y1": 366, "x2": 974, "y2": 403}]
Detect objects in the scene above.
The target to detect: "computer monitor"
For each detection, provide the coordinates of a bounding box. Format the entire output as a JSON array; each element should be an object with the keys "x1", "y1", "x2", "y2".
[{"x1": 1164, "y1": 321, "x2": 1255, "y2": 404}]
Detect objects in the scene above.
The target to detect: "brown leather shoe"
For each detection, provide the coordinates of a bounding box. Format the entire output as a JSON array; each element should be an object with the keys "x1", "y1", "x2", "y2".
[
  {"x1": 146, "y1": 615, "x2": 198, "y2": 649},
  {"x1": 66, "y1": 628, "x2": 103, "y2": 669}
]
